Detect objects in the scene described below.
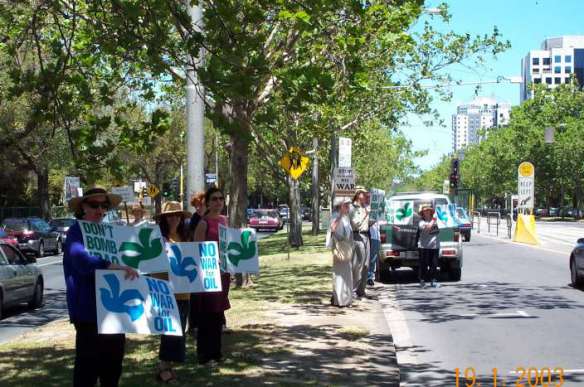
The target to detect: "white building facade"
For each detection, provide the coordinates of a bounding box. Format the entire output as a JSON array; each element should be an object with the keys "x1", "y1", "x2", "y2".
[
  {"x1": 452, "y1": 97, "x2": 511, "y2": 152},
  {"x1": 521, "y1": 35, "x2": 584, "y2": 102}
]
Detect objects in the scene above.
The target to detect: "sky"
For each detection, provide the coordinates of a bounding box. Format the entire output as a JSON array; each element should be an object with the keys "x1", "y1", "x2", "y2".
[{"x1": 404, "y1": 0, "x2": 584, "y2": 171}]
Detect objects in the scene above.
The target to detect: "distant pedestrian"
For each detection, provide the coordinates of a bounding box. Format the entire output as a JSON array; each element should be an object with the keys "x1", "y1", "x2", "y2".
[
  {"x1": 418, "y1": 204, "x2": 440, "y2": 288},
  {"x1": 329, "y1": 197, "x2": 354, "y2": 307},
  {"x1": 153, "y1": 201, "x2": 192, "y2": 383},
  {"x1": 187, "y1": 191, "x2": 206, "y2": 336},
  {"x1": 130, "y1": 203, "x2": 149, "y2": 227},
  {"x1": 193, "y1": 187, "x2": 230, "y2": 365},
  {"x1": 368, "y1": 219, "x2": 380, "y2": 287},
  {"x1": 64, "y1": 187, "x2": 139, "y2": 387},
  {"x1": 349, "y1": 186, "x2": 370, "y2": 299}
]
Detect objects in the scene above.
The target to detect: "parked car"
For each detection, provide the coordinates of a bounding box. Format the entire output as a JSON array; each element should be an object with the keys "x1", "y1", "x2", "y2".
[
  {"x1": 2, "y1": 217, "x2": 62, "y2": 257},
  {"x1": 278, "y1": 205, "x2": 290, "y2": 223},
  {"x1": 49, "y1": 217, "x2": 76, "y2": 244},
  {"x1": 248, "y1": 209, "x2": 283, "y2": 232},
  {"x1": 549, "y1": 207, "x2": 560, "y2": 217},
  {"x1": 379, "y1": 192, "x2": 463, "y2": 282},
  {"x1": 246, "y1": 208, "x2": 256, "y2": 222},
  {"x1": 455, "y1": 207, "x2": 472, "y2": 242},
  {"x1": 570, "y1": 238, "x2": 584, "y2": 288},
  {"x1": 0, "y1": 241, "x2": 44, "y2": 319},
  {"x1": 0, "y1": 229, "x2": 18, "y2": 247},
  {"x1": 301, "y1": 207, "x2": 312, "y2": 222}
]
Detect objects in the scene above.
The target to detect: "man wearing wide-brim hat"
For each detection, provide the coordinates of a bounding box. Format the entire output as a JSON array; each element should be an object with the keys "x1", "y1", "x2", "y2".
[
  {"x1": 349, "y1": 185, "x2": 371, "y2": 299},
  {"x1": 63, "y1": 187, "x2": 139, "y2": 386}
]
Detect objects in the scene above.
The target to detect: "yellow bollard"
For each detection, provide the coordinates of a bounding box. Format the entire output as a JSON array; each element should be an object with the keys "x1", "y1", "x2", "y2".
[{"x1": 513, "y1": 213, "x2": 540, "y2": 245}]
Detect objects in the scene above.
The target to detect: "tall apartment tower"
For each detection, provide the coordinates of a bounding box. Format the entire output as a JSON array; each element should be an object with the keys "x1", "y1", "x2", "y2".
[
  {"x1": 452, "y1": 96, "x2": 511, "y2": 152},
  {"x1": 521, "y1": 35, "x2": 584, "y2": 102}
]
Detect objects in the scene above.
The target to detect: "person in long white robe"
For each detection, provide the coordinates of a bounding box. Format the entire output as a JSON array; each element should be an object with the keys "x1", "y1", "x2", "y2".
[{"x1": 330, "y1": 198, "x2": 354, "y2": 307}]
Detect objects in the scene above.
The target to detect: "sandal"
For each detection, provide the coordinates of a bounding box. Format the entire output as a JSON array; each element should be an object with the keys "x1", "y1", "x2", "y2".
[{"x1": 157, "y1": 368, "x2": 177, "y2": 384}]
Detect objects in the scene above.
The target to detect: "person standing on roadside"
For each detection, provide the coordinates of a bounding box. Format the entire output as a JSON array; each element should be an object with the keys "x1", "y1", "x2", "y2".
[
  {"x1": 130, "y1": 203, "x2": 149, "y2": 227},
  {"x1": 187, "y1": 191, "x2": 206, "y2": 336},
  {"x1": 330, "y1": 197, "x2": 354, "y2": 307},
  {"x1": 153, "y1": 201, "x2": 192, "y2": 383},
  {"x1": 418, "y1": 204, "x2": 440, "y2": 288},
  {"x1": 368, "y1": 218, "x2": 380, "y2": 287},
  {"x1": 64, "y1": 187, "x2": 139, "y2": 387},
  {"x1": 193, "y1": 187, "x2": 230, "y2": 365},
  {"x1": 349, "y1": 186, "x2": 370, "y2": 299}
]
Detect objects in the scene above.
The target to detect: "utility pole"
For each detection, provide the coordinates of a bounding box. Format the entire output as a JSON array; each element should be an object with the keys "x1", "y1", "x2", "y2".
[
  {"x1": 185, "y1": 1, "x2": 205, "y2": 209},
  {"x1": 311, "y1": 137, "x2": 320, "y2": 235}
]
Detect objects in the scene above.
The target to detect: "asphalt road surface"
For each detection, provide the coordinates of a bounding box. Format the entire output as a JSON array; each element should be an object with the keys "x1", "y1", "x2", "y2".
[
  {"x1": 0, "y1": 230, "x2": 274, "y2": 344},
  {"x1": 380, "y1": 233, "x2": 584, "y2": 387}
]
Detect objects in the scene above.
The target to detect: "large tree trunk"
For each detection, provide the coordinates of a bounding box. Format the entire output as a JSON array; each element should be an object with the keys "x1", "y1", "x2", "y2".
[
  {"x1": 228, "y1": 132, "x2": 251, "y2": 287},
  {"x1": 37, "y1": 164, "x2": 50, "y2": 219},
  {"x1": 311, "y1": 137, "x2": 320, "y2": 235},
  {"x1": 287, "y1": 176, "x2": 303, "y2": 247}
]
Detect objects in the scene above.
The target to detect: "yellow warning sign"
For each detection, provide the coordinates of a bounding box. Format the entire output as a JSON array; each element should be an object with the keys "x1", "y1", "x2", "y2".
[
  {"x1": 147, "y1": 185, "x2": 160, "y2": 198},
  {"x1": 279, "y1": 147, "x2": 310, "y2": 180},
  {"x1": 518, "y1": 162, "x2": 534, "y2": 177},
  {"x1": 513, "y1": 214, "x2": 539, "y2": 245}
]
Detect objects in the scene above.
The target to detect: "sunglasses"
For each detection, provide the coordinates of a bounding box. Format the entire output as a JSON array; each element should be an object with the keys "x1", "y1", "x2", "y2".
[
  {"x1": 210, "y1": 196, "x2": 225, "y2": 202},
  {"x1": 85, "y1": 201, "x2": 110, "y2": 210}
]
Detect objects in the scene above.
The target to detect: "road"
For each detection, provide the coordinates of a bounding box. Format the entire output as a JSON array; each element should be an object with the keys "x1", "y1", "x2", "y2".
[
  {"x1": 380, "y1": 232, "x2": 584, "y2": 386},
  {"x1": 0, "y1": 230, "x2": 274, "y2": 344}
]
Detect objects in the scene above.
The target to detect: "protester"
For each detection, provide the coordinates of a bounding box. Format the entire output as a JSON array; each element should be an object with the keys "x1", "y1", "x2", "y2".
[
  {"x1": 418, "y1": 204, "x2": 441, "y2": 288},
  {"x1": 368, "y1": 218, "x2": 380, "y2": 287},
  {"x1": 349, "y1": 186, "x2": 370, "y2": 299},
  {"x1": 329, "y1": 197, "x2": 354, "y2": 307},
  {"x1": 187, "y1": 191, "x2": 206, "y2": 336},
  {"x1": 64, "y1": 187, "x2": 139, "y2": 387},
  {"x1": 193, "y1": 187, "x2": 231, "y2": 365},
  {"x1": 153, "y1": 201, "x2": 192, "y2": 383},
  {"x1": 130, "y1": 203, "x2": 149, "y2": 227}
]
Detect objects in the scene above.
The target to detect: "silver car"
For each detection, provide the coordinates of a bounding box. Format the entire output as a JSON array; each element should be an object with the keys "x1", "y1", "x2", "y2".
[
  {"x1": 570, "y1": 238, "x2": 584, "y2": 287},
  {"x1": 0, "y1": 242, "x2": 44, "y2": 319}
]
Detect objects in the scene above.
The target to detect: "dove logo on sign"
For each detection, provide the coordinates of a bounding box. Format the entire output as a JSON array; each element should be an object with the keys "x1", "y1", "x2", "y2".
[
  {"x1": 99, "y1": 274, "x2": 145, "y2": 322},
  {"x1": 169, "y1": 244, "x2": 197, "y2": 283}
]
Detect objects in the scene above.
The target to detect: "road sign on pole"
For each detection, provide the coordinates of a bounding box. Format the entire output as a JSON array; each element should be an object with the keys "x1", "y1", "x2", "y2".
[
  {"x1": 333, "y1": 167, "x2": 355, "y2": 196},
  {"x1": 338, "y1": 137, "x2": 352, "y2": 168},
  {"x1": 279, "y1": 147, "x2": 310, "y2": 180},
  {"x1": 147, "y1": 185, "x2": 160, "y2": 198},
  {"x1": 517, "y1": 161, "x2": 535, "y2": 210}
]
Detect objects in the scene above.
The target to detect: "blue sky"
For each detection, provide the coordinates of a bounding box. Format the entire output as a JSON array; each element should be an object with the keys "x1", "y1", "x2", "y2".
[{"x1": 404, "y1": 0, "x2": 584, "y2": 170}]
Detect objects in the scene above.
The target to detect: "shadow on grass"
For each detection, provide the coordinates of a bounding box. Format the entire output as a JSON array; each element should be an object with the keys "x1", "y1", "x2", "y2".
[{"x1": 259, "y1": 228, "x2": 327, "y2": 257}]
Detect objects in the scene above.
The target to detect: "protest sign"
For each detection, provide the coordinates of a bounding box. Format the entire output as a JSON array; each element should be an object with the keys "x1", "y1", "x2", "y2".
[
  {"x1": 369, "y1": 188, "x2": 386, "y2": 221},
  {"x1": 95, "y1": 270, "x2": 182, "y2": 336},
  {"x1": 435, "y1": 204, "x2": 458, "y2": 228},
  {"x1": 387, "y1": 200, "x2": 414, "y2": 225},
  {"x1": 79, "y1": 221, "x2": 168, "y2": 274},
  {"x1": 63, "y1": 176, "x2": 81, "y2": 203},
  {"x1": 166, "y1": 242, "x2": 222, "y2": 293},
  {"x1": 219, "y1": 224, "x2": 259, "y2": 274}
]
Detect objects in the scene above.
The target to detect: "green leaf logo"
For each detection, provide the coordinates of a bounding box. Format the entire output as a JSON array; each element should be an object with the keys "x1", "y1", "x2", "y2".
[
  {"x1": 119, "y1": 228, "x2": 163, "y2": 268},
  {"x1": 396, "y1": 202, "x2": 413, "y2": 221},
  {"x1": 227, "y1": 230, "x2": 257, "y2": 266}
]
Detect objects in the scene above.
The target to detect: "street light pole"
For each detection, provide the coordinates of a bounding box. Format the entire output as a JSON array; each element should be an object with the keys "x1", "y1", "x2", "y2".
[{"x1": 185, "y1": 1, "x2": 205, "y2": 209}]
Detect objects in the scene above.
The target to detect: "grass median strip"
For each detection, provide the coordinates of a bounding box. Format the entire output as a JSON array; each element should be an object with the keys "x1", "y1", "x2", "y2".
[{"x1": 0, "y1": 228, "x2": 333, "y2": 386}]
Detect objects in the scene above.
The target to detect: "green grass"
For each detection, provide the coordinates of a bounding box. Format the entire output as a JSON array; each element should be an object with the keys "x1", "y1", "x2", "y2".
[{"x1": 0, "y1": 228, "x2": 331, "y2": 386}]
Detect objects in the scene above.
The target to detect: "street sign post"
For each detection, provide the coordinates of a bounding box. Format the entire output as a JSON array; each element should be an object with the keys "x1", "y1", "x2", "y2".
[
  {"x1": 517, "y1": 161, "x2": 535, "y2": 211},
  {"x1": 338, "y1": 137, "x2": 352, "y2": 168},
  {"x1": 205, "y1": 173, "x2": 217, "y2": 184}
]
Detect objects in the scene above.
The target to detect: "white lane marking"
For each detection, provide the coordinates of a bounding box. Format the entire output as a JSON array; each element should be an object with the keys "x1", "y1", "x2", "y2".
[
  {"x1": 459, "y1": 310, "x2": 532, "y2": 318},
  {"x1": 36, "y1": 256, "x2": 62, "y2": 267},
  {"x1": 379, "y1": 284, "x2": 419, "y2": 368}
]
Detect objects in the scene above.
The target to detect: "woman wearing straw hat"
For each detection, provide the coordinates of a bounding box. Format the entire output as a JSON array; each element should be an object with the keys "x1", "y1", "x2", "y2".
[
  {"x1": 329, "y1": 197, "x2": 354, "y2": 307},
  {"x1": 64, "y1": 187, "x2": 139, "y2": 387},
  {"x1": 349, "y1": 186, "x2": 370, "y2": 299},
  {"x1": 418, "y1": 204, "x2": 441, "y2": 288},
  {"x1": 153, "y1": 201, "x2": 191, "y2": 383}
]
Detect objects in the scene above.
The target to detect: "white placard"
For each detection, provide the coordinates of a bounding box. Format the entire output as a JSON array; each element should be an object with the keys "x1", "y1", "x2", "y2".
[
  {"x1": 369, "y1": 188, "x2": 385, "y2": 221},
  {"x1": 387, "y1": 200, "x2": 414, "y2": 225},
  {"x1": 219, "y1": 224, "x2": 259, "y2": 274},
  {"x1": 64, "y1": 176, "x2": 81, "y2": 203},
  {"x1": 333, "y1": 167, "x2": 355, "y2": 196},
  {"x1": 435, "y1": 204, "x2": 458, "y2": 228},
  {"x1": 96, "y1": 270, "x2": 182, "y2": 336},
  {"x1": 79, "y1": 221, "x2": 168, "y2": 274},
  {"x1": 338, "y1": 137, "x2": 352, "y2": 168},
  {"x1": 167, "y1": 242, "x2": 222, "y2": 293},
  {"x1": 111, "y1": 186, "x2": 135, "y2": 203}
]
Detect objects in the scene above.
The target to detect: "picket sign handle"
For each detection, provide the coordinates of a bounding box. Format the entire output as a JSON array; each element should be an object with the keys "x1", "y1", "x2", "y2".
[{"x1": 124, "y1": 201, "x2": 130, "y2": 224}]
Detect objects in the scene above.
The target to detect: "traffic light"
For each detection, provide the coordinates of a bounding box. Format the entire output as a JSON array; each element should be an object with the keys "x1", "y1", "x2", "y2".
[
  {"x1": 162, "y1": 182, "x2": 171, "y2": 198},
  {"x1": 450, "y1": 158, "x2": 460, "y2": 192}
]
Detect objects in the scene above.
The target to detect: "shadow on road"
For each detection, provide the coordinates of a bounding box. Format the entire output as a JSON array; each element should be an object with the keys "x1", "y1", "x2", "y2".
[{"x1": 0, "y1": 290, "x2": 67, "y2": 327}]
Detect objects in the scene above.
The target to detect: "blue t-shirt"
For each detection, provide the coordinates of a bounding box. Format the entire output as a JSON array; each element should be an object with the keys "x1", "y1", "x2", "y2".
[{"x1": 63, "y1": 222, "x2": 111, "y2": 323}]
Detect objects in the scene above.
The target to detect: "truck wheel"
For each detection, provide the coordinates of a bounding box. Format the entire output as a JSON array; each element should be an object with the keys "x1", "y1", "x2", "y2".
[
  {"x1": 449, "y1": 267, "x2": 462, "y2": 281},
  {"x1": 379, "y1": 263, "x2": 393, "y2": 283}
]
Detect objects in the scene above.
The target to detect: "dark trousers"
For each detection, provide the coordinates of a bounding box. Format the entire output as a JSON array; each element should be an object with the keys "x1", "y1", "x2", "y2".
[
  {"x1": 197, "y1": 312, "x2": 223, "y2": 363},
  {"x1": 73, "y1": 323, "x2": 125, "y2": 387},
  {"x1": 418, "y1": 248, "x2": 439, "y2": 282},
  {"x1": 188, "y1": 294, "x2": 199, "y2": 332},
  {"x1": 160, "y1": 299, "x2": 190, "y2": 363}
]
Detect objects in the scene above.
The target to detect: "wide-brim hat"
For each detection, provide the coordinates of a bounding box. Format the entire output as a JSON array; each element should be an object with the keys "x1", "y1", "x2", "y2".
[
  {"x1": 155, "y1": 201, "x2": 191, "y2": 220},
  {"x1": 68, "y1": 187, "x2": 122, "y2": 213},
  {"x1": 353, "y1": 186, "x2": 368, "y2": 200},
  {"x1": 333, "y1": 196, "x2": 352, "y2": 208},
  {"x1": 419, "y1": 204, "x2": 435, "y2": 216}
]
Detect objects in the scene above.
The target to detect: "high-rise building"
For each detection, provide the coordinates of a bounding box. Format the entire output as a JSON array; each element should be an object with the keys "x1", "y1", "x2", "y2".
[
  {"x1": 452, "y1": 96, "x2": 510, "y2": 152},
  {"x1": 521, "y1": 35, "x2": 584, "y2": 102}
]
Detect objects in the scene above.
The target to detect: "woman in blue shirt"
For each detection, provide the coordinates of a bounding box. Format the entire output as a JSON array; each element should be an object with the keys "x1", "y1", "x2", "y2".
[{"x1": 63, "y1": 187, "x2": 139, "y2": 387}]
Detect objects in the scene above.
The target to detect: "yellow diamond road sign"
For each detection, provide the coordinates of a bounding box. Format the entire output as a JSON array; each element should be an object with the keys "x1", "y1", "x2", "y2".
[
  {"x1": 279, "y1": 147, "x2": 310, "y2": 180},
  {"x1": 147, "y1": 185, "x2": 160, "y2": 198}
]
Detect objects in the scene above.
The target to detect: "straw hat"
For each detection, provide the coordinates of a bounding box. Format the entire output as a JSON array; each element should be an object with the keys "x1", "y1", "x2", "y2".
[
  {"x1": 155, "y1": 201, "x2": 191, "y2": 220},
  {"x1": 333, "y1": 196, "x2": 352, "y2": 208},
  {"x1": 353, "y1": 186, "x2": 368, "y2": 201},
  {"x1": 419, "y1": 204, "x2": 435, "y2": 216},
  {"x1": 68, "y1": 187, "x2": 122, "y2": 213}
]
